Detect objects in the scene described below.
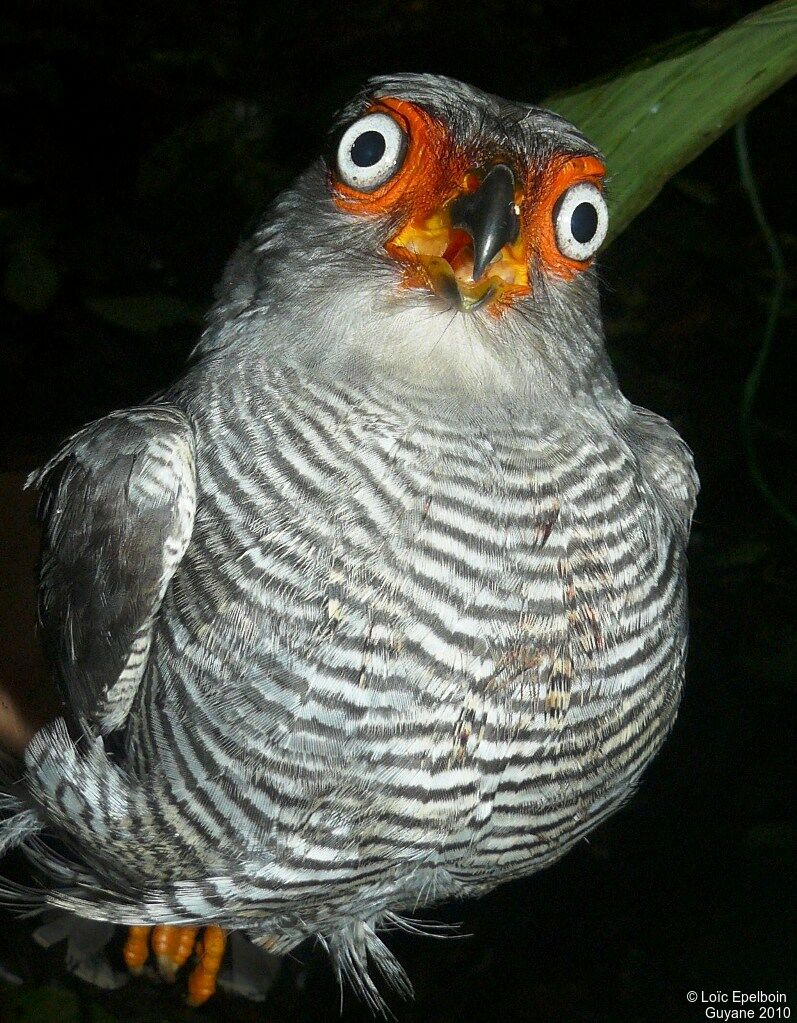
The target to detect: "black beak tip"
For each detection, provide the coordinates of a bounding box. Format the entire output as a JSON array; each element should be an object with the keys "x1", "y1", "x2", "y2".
[{"x1": 451, "y1": 163, "x2": 520, "y2": 282}]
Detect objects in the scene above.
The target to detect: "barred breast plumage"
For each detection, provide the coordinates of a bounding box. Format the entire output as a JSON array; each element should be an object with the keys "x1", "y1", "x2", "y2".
[
  {"x1": 1, "y1": 71, "x2": 697, "y2": 1006},
  {"x1": 123, "y1": 358, "x2": 691, "y2": 920}
]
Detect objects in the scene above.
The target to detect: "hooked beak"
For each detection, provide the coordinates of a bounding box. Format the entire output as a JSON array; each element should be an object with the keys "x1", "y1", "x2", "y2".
[
  {"x1": 385, "y1": 163, "x2": 529, "y2": 313},
  {"x1": 449, "y1": 164, "x2": 520, "y2": 281}
]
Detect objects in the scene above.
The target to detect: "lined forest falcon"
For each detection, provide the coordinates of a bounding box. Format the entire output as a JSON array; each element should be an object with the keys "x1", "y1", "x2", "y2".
[{"x1": 0, "y1": 72, "x2": 698, "y2": 1009}]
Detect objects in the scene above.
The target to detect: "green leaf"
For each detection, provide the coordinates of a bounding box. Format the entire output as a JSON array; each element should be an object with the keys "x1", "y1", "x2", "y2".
[
  {"x1": 85, "y1": 294, "x2": 202, "y2": 335},
  {"x1": 547, "y1": 0, "x2": 797, "y2": 242}
]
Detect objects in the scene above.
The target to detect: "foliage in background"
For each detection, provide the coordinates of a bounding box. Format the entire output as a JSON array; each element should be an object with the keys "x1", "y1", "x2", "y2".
[
  {"x1": 546, "y1": 0, "x2": 797, "y2": 525},
  {"x1": 551, "y1": 0, "x2": 797, "y2": 241}
]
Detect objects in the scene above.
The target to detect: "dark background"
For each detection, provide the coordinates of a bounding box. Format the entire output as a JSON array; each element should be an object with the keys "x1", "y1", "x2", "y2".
[{"x1": 0, "y1": 1, "x2": 794, "y2": 1020}]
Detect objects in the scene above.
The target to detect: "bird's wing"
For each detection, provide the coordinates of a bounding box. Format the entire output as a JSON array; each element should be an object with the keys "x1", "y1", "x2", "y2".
[{"x1": 29, "y1": 405, "x2": 196, "y2": 734}]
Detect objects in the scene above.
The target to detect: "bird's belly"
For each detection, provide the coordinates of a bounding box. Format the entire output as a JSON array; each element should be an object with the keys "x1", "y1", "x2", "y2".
[
  {"x1": 129, "y1": 408, "x2": 688, "y2": 912},
  {"x1": 135, "y1": 554, "x2": 685, "y2": 906}
]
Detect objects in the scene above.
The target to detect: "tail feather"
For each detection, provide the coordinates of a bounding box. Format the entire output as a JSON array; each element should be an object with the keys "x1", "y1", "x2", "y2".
[
  {"x1": 323, "y1": 920, "x2": 413, "y2": 1018},
  {"x1": 0, "y1": 765, "x2": 49, "y2": 913},
  {"x1": 2, "y1": 723, "x2": 418, "y2": 1011}
]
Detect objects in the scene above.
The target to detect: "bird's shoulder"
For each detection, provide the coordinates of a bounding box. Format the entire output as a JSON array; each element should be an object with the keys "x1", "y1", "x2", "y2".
[
  {"x1": 620, "y1": 404, "x2": 699, "y2": 539},
  {"x1": 29, "y1": 403, "x2": 197, "y2": 732}
]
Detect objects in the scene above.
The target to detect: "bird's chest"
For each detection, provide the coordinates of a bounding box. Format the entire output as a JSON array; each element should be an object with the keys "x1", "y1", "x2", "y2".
[
  {"x1": 175, "y1": 400, "x2": 674, "y2": 762},
  {"x1": 146, "y1": 392, "x2": 686, "y2": 888}
]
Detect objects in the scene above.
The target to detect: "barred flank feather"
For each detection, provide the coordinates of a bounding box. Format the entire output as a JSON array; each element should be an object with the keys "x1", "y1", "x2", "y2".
[
  {"x1": 1, "y1": 365, "x2": 695, "y2": 1005},
  {"x1": 323, "y1": 921, "x2": 413, "y2": 1017},
  {"x1": 0, "y1": 806, "x2": 43, "y2": 859}
]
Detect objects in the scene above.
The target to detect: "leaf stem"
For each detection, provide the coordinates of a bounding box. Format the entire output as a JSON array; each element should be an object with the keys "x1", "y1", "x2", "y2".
[{"x1": 734, "y1": 117, "x2": 796, "y2": 531}]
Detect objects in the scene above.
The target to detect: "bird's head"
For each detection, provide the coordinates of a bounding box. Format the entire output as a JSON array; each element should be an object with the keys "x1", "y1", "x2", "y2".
[
  {"x1": 328, "y1": 77, "x2": 607, "y2": 318},
  {"x1": 212, "y1": 74, "x2": 614, "y2": 404}
]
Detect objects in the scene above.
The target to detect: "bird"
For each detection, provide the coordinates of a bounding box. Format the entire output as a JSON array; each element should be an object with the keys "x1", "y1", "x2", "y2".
[{"x1": 0, "y1": 72, "x2": 698, "y2": 1010}]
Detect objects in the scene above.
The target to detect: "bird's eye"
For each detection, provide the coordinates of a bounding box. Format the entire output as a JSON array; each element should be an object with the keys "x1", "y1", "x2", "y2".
[
  {"x1": 553, "y1": 182, "x2": 608, "y2": 261},
  {"x1": 336, "y1": 112, "x2": 407, "y2": 192}
]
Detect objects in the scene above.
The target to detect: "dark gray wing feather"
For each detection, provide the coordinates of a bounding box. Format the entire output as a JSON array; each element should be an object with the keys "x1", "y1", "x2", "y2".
[{"x1": 29, "y1": 405, "x2": 196, "y2": 734}]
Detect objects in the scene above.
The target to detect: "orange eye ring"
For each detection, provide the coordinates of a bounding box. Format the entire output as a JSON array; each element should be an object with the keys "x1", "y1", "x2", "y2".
[
  {"x1": 331, "y1": 98, "x2": 465, "y2": 218},
  {"x1": 528, "y1": 154, "x2": 607, "y2": 279},
  {"x1": 330, "y1": 98, "x2": 607, "y2": 307}
]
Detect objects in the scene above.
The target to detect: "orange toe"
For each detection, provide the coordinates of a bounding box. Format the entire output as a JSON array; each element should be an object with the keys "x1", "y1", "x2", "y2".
[
  {"x1": 151, "y1": 924, "x2": 200, "y2": 980},
  {"x1": 172, "y1": 925, "x2": 200, "y2": 970},
  {"x1": 123, "y1": 925, "x2": 151, "y2": 974},
  {"x1": 151, "y1": 923, "x2": 186, "y2": 980},
  {"x1": 186, "y1": 926, "x2": 227, "y2": 1007},
  {"x1": 123, "y1": 923, "x2": 226, "y2": 1005}
]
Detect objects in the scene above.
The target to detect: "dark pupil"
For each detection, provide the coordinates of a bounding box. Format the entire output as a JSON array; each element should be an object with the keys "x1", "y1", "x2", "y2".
[
  {"x1": 571, "y1": 201, "x2": 598, "y2": 243},
  {"x1": 351, "y1": 130, "x2": 386, "y2": 168}
]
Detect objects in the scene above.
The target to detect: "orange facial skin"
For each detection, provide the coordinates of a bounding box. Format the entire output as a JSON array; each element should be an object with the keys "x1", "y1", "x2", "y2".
[
  {"x1": 330, "y1": 98, "x2": 606, "y2": 315},
  {"x1": 524, "y1": 153, "x2": 606, "y2": 282},
  {"x1": 332, "y1": 98, "x2": 471, "y2": 221}
]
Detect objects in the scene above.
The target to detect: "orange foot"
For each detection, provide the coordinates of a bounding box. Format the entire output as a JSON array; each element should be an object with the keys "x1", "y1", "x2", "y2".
[{"x1": 122, "y1": 924, "x2": 227, "y2": 1006}]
